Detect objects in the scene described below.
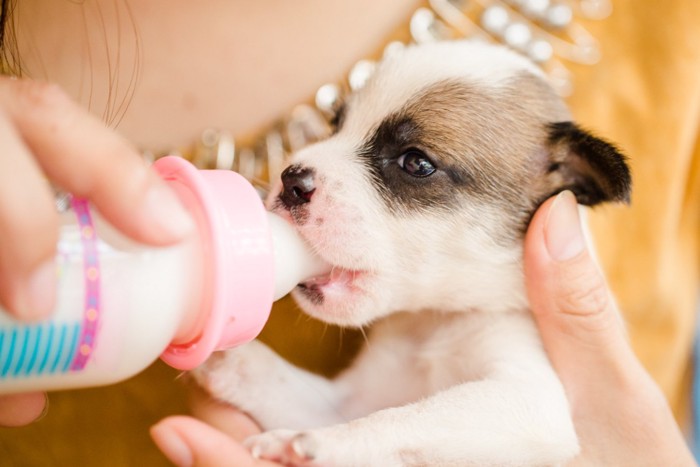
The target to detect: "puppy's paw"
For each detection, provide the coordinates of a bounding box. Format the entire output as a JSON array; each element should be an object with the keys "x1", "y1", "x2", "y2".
[
  {"x1": 245, "y1": 430, "x2": 321, "y2": 466},
  {"x1": 189, "y1": 340, "x2": 276, "y2": 405}
]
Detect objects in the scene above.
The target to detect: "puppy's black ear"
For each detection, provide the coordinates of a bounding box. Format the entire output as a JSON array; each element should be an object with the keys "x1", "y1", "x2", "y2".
[{"x1": 545, "y1": 121, "x2": 631, "y2": 206}]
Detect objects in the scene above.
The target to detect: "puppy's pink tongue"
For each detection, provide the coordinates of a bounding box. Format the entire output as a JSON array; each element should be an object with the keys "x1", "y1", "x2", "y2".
[
  {"x1": 303, "y1": 272, "x2": 332, "y2": 286},
  {"x1": 300, "y1": 268, "x2": 354, "y2": 288},
  {"x1": 330, "y1": 268, "x2": 354, "y2": 284}
]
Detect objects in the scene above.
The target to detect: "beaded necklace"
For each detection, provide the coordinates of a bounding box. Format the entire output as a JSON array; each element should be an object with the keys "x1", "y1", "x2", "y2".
[{"x1": 165, "y1": 0, "x2": 611, "y2": 194}]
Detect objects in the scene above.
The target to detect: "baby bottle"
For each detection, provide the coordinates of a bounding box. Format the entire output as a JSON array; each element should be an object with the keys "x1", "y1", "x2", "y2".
[{"x1": 0, "y1": 156, "x2": 327, "y2": 394}]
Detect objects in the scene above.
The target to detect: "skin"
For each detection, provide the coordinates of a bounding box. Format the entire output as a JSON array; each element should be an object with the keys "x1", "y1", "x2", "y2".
[
  {"x1": 525, "y1": 192, "x2": 695, "y2": 466},
  {"x1": 0, "y1": 2, "x2": 696, "y2": 464}
]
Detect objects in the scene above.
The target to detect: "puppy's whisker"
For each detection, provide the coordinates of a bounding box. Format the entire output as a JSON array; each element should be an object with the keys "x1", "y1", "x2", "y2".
[
  {"x1": 337, "y1": 326, "x2": 344, "y2": 353},
  {"x1": 320, "y1": 322, "x2": 330, "y2": 342},
  {"x1": 358, "y1": 325, "x2": 370, "y2": 347},
  {"x1": 293, "y1": 308, "x2": 306, "y2": 327}
]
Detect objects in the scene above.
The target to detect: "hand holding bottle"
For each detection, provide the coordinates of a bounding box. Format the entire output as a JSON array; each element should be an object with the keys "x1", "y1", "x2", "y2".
[
  {"x1": 0, "y1": 77, "x2": 193, "y2": 425},
  {"x1": 0, "y1": 77, "x2": 194, "y2": 322}
]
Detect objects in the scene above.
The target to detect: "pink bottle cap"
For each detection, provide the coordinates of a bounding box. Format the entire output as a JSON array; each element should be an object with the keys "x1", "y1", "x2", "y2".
[{"x1": 154, "y1": 156, "x2": 274, "y2": 370}]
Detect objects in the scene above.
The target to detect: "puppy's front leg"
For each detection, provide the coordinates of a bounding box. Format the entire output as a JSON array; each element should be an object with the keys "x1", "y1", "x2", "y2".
[
  {"x1": 191, "y1": 340, "x2": 347, "y2": 430},
  {"x1": 246, "y1": 370, "x2": 579, "y2": 467}
]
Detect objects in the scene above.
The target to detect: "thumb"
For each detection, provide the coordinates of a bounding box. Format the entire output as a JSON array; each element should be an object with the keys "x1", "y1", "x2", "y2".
[
  {"x1": 524, "y1": 191, "x2": 634, "y2": 385},
  {"x1": 151, "y1": 416, "x2": 276, "y2": 467}
]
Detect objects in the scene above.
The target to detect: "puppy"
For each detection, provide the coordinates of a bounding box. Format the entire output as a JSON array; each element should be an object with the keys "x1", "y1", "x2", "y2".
[{"x1": 192, "y1": 40, "x2": 631, "y2": 466}]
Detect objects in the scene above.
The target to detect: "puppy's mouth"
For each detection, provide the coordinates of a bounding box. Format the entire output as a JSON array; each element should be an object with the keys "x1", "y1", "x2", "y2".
[
  {"x1": 296, "y1": 267, "x2": 366, "y2": 303},
  {"x1": 269, "y1": 201, "x2": 371, "y2": 305}
]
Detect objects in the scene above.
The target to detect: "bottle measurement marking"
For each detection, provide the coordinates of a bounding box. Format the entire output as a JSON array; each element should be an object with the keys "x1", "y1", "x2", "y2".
[{"x1": 69, "y1": 197, "x2": 101, "y2": 372}]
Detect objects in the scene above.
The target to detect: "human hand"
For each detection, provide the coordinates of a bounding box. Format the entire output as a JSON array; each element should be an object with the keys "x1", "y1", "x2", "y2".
[
  {"x1": 524, "y1": 191, "x2": 697, "y2": 466},
  {"x1": 151, "y1": 390, "x2": 283, "y2": 467},
  {"x1": 0, "y1": 77, "x2": 193, "y2": 321},
  {"x1": 0, "y1": 77, "x2": 193, "y2": 426}
]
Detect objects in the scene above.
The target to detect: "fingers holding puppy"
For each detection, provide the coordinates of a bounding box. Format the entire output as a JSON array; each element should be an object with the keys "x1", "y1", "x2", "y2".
[
  {"x1": 524, "y1": 190, "x2": 631, "y2": 375},
  {"x1": 524, "y1": 191, "x2": 695, "y2": 466}
]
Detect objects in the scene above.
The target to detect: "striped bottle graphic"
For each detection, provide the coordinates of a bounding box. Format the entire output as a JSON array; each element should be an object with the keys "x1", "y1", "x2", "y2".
[{"x1": 0, "y1": 322, "x2": 82, "y2": 378}]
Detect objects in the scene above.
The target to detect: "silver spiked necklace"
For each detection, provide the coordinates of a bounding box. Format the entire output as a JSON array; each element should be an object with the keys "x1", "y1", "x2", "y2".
[{"x1": 166, "y1": 0, "x2": 611, "y2": 193}]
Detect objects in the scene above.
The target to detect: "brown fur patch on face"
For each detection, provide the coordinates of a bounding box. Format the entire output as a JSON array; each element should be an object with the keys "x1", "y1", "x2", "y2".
[{"x1": 357, "y1": 73, "x2": 569, "y2": 235}]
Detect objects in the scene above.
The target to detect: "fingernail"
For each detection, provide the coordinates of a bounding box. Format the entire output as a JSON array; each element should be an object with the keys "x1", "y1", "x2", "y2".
[
  {"x1": 144, "y1": 183, "x2": 194, "y2": 239},
  {"x1": 16, "y1": 261, "x2": 56, "y2": 320},
  {"x1": 544, "y1": 191, "x2": 585, "y2": 261},
  {"x1": 36, "y1": 393, "x2": 50, "y2": 422},
  {"x1": 151, "y1": 423, "x2": 193, "y2": 467}
]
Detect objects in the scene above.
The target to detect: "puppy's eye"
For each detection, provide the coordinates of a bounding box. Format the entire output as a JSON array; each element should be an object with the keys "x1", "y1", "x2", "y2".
[{"x1": 397, "y1": 150, "x2": 436, "y2": 177}]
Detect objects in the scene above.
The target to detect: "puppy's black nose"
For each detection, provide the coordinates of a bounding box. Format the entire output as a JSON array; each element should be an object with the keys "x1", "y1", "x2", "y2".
[{"x1": 280, "y1": 165, "x2": 316, "y2": 207}]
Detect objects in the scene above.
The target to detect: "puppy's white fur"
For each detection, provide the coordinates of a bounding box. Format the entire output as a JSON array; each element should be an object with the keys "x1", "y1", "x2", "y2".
[{"x1": 192, "y1": 40, "x2": 630, "y2": 466}]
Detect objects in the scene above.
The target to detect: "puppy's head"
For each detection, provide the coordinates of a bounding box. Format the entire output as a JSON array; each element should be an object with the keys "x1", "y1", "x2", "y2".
[{"x1": 268, "y1": 41, "x2": 630, "y2": 327}]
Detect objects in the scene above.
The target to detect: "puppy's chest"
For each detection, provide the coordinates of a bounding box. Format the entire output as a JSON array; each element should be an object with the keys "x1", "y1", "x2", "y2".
[{"x1": 369, "y1": 313, "x2": 494, "y2": 390}]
